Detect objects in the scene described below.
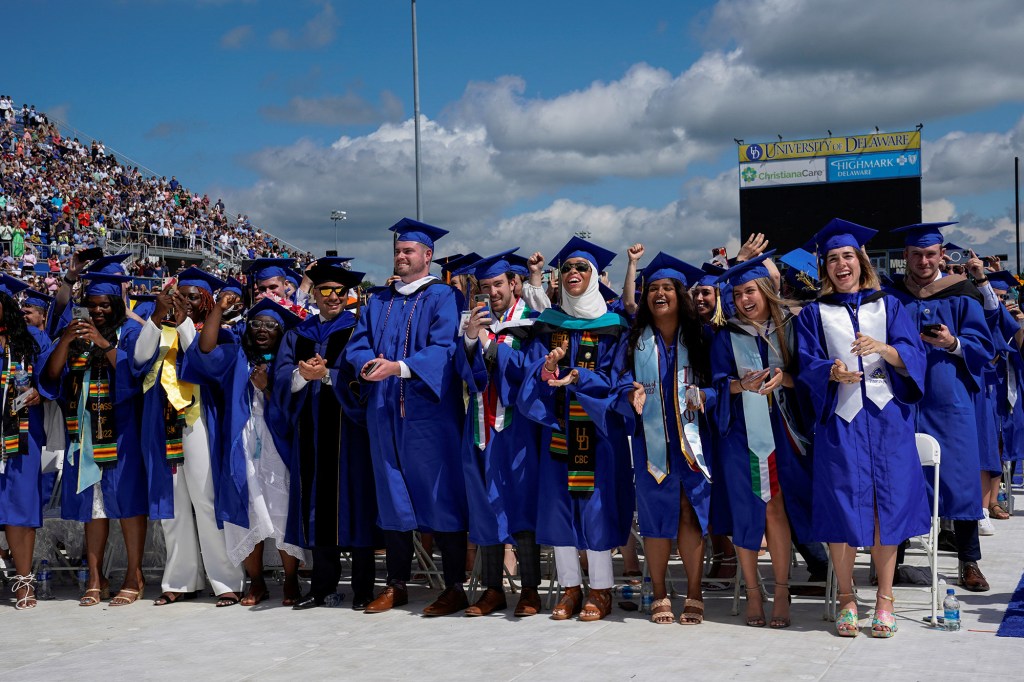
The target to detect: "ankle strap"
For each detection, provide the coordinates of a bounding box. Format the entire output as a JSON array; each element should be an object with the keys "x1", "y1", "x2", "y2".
[{"x1": 878, "y1": 594, "x2": 895, "y2": 603}]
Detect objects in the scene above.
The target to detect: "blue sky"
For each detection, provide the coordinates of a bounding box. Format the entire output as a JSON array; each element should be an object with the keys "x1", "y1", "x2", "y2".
[{"x1": 7, "y1": 0, "x2": 1024, "y2": 282}]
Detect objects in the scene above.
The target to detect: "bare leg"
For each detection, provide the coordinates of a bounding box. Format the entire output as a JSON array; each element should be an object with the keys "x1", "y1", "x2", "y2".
[
  {"x1": 241, "y1": 541, "x2": 267, "y2": 605},
  {"x1": 621, "y1": 532, "x2": 641, "y2": 575},
  {"x1": 279, "y1": 550, "x2": 301, "y2": 605},
  {"x1": 737, "y1": 546, "x2": 764, "y2": 625},
  {"x1": 644, "y1": 538, "x2": 672, "y2": 599},
  {"x1": 871, "y1": 517, "x2": 898, "y2": 635},
  {"x1": 82, "y1": 519, "x2": 110, "y2": 599},
  {"x1": 120, "y1": 515, "x2": 147, "y2": 590},
  {"x1": 677, "y1": 493, "x2": 705, "y2": 622},
  {"x1": 764, "y1": 495, "x2": 792, "y2": 625},
  {"x1": 5, "y1": 526, "x2": 36, "y2": 606}
]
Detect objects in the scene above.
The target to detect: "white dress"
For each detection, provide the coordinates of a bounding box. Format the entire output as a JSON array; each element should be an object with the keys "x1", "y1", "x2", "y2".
[{"x1": 223, "y1": 387, "x2": 308, "y2": 567}]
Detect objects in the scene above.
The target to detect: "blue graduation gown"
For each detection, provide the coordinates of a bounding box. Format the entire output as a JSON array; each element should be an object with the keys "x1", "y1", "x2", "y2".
[
  {"x1": 515, "y1": 311, "x2": 634, "y2": 551},
  {"x1": 455, "y1": 319, "x2": 544, "y2": 546},
  {"x1": 0, "y1": 328, "x2": 54, "y2": 528},
  {"x1": 274, "y1": 313, "x2": 377, "y2": 548},
  {"x1": 701, "y1": 323, "x2": 732, "y2": 537},
  {"x1": 54, "y1": 322, "x2": 149, "y2": 522},
  {"x1": 344, "y1": 280, "x2": 467, "y2": 533},
  {"x1": 710, "y1": 318, "x2": 813, "y2": 551},
  {"x1": 986, "y1": 306, "x2": 1024, "y2": 463},
  {"x1": 887, "y1": 276, "x2": 994, "y2": 519},
  {"x1": 618, "y1": 330, "x2": 716, "y2": 538},
  {"x1": 794, "y1": 293, "x2": 931, "y2": 546}
]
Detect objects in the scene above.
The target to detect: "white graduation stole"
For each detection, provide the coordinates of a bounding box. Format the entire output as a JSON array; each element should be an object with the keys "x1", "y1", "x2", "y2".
[
  {"x1": 730, "y1": 328, "x2": 780, "y2": 503},
  {"x1": 819, "y1": 297, "x2": 893, "y2": 423},
  {"x1": 634, "y1": 326, "x2": 710, "y2": 483}
]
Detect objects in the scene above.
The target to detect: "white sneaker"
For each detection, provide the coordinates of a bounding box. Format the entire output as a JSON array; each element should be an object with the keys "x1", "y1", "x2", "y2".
[{"x1": 979, "y1": 509, "x2": 996, "y2": 536}]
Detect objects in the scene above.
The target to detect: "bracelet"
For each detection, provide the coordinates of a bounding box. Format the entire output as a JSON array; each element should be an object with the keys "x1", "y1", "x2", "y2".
[
  {"x1": 974, "y1": 276, "x2": 989, "y2": 285},
  {"x1": 945, "y1": 336, "x2": 958, "y2": 351},
  {"x1": 98, "y1": 343, "x2": 115, "y2": 353},
  {"x1": 62, "y1": 274, "x2": 78, "y2": 285},
  {"x1": 829, "y1": 365, "x2": 837, "y2": 382}
]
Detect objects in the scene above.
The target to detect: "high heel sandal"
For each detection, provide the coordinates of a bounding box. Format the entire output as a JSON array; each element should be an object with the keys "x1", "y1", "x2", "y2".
[
  {"x1": 770, "y1": 582, "x2": 791, "y2": 629},
  {"x1": 744, "y1": 585, "x2": 765, "y2": 627},
  {"x1": 110, "y1": 581, "x2": 146, "y2": 606},
  {"x1": 12, "y1": 574, "x2": 37, "y2": 610},
  {"x1": 835, "y1": 591, "x2": 859, "y2": 637},
  {"x1": 872, "y1": 594, "x2": 897, "y2": 638},
  {"x1": 79, "y1": 581, "x2": 111, "y2": 607}
]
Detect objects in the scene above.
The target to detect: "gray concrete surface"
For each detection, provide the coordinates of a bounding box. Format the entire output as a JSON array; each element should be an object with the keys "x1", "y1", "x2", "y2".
[{"x1": 3, "y1": 487, "x2": 1022, "y2": 681}]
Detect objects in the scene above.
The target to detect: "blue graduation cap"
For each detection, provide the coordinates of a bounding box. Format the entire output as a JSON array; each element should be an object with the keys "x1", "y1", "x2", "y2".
[
  {"x1": 0, "y1": 274, "x2": 31, "y2": 298},
  {"x1": 697, "y1": 262, "x2": 726, "y2": 288},
  {"x1": 505, "y1": 253, "x2": 531, "y2": 278},
  {"x1": 891, "y1": 222, "x2": 958, "y2": 248},
  {"x1": 436, "y1": 252, "x2": 480, "y2": 276},
  {"x1": 599, "y1": 282, "x2": 619, "y2": 303},
  {"x1": 779, "y1": 248, "x2": 819, "y2": 279},
  {"x1": 987, "y1": 271, "x2": 1019, "y2": 291},
  {"x1": 222, "y1": 277, "x2": 244, "y2": 297},
  {"x1": 306, "y1": 262, "x2": 364, "y2": 288},
  {"x1": 81, "y1": 271, "x2": 132, "y2": 297},
  {"x1": 283, "y1": 268, "x2": 303, "y2": 288},
  {"x1": 943, "y1": 242, "x2": 965, "y2": 252},
  {"x1": 715, "y1": 251, "x2": 777, "y2": 287},
  {"x1": 551, "y1": 236, "x2": 616, "y2": 272},
  {"x1": 388, "y1": 218, "x2": 448, "y2": 249},
  {"x1": 318, "y1": 256, "x2": 354, "y2": 267},
  {"x1": 83, "y1": 252, "x2": 130, "y2": 275},
  {"x1": 636, "y1": 252, "x2": 704, "y2": 289},
  {"x1": 247, "y1": 297, "x2": 303, "y2": 331},
  {"x1": 465, "y1": 248, "x2": 520, "y2": 281},
  {"x1": 176, "y1": 266, "x2": 226, "y2": 293},
  {"x1": 246, "y1": 258, "x2": 296, "y2": 283},
  {"x1": 803, "y1": 218, "x2": 877, "y2": 255},
  {"x1": 21, "y1": 289, "x2": 53, "y2": 310}
]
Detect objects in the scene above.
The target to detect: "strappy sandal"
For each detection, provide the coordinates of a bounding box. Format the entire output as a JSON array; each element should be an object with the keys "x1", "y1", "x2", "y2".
[
  {"x1": 770, "y1": 583, "x2": 791, "y2": 629},
  {"x1": 550, "y1": 585, "x2": 583, "y2": 620},
  {"x1": 650, "y1": 596, "x2": 675, "y2": 624},
  {"x1": 705, "y1": 554, "x2": 737, "y2": 591},
  {"x1": 989, "y1": 502, "x2": 1010, "y2": 520},
  {"x1": 216, "y1": 592, "x2": 241, "y2": 607},
  {"x1": 835, "y1": 592, "x2": 859, "y2": 637},
  {"x1": 872, "y1": 594, "x2": 897, "y2": 638},
  {"x1": 12, "y1": 574, "x2": 37, "y2": 610},
  {"x1": 744, "y1": 586, "x2": 765, "y2": 627},
  {"x1": 679, "y1": 598, "x2": 704, "y2": 624},
  {"x1": 110, "y1": 583, "x2": 146, "y2": 606},
  {"x1": 579, "y1": 587, "x2": 612, "y2": 622},
  {"x1": 153, "y1": 590, "x2": 198, "y2": 606},
  {"x1": 79, "y1": 582, "x2": 111, "y2": 607}
]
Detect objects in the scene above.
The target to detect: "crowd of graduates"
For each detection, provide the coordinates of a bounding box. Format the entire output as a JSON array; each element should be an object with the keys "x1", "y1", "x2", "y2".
[{"x1": 0, "y1": 215, "x2": 1020, "y2": 641}]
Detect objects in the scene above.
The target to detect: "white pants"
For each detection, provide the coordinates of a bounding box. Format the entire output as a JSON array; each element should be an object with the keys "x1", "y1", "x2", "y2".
[
  {"x1": 553, "y1": 546, "x2": 614, "y2": 590},
  {"x1": 160, "y1": 413, "x2": 244, "y2": 595}
]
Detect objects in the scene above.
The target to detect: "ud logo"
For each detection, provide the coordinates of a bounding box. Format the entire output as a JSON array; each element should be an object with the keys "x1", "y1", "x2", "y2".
[{"x1": 575, "y1": 427, "x2": 590, "y2": 452}]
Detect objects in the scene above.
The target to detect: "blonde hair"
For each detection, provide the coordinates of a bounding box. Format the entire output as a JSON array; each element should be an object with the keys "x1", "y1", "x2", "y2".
[
  {"x1": 734, "y1": 277, "x2": 796, "y2": 368},
  {"x1": 818, "y1": 248, "x2": 881, "y2": 296}
]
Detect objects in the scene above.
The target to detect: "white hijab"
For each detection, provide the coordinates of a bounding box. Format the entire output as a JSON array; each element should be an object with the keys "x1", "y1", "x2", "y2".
[{"x1": 559, "y1": 258, "x2": 607, "y2": 320}]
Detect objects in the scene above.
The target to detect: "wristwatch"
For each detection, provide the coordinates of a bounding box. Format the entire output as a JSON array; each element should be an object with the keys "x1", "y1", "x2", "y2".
[
  {"x1": 98, "y1": 343, "x2": 115, "y2": 353},
  {"x1": 320, "y1": 373, "x2": 332, "y2": 386}
]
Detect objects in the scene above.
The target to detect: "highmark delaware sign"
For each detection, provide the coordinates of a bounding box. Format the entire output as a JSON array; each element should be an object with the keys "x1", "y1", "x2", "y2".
[{"x1": 738, "y1": 130, "x2": 921, "y2": 188}]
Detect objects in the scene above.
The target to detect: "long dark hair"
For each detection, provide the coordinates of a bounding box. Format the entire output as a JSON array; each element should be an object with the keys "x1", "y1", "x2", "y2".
[
  {"x1": 69, "y1": 295, "x2": 127, "y2": 362},
  {"x1": 626, "y1": 280, "x2": 709, "y2": 386},
  {"x1": 0, "y1": 291, "x2": 40, "y2": 364}
]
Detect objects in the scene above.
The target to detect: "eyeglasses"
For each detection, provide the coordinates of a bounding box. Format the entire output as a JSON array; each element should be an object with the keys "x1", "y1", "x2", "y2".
[
  {"x1": 559, "y1": 261, "x2": 591, "y2": 275},
  {"x1": 317, "y1": 286, "x2": 347, "y2": 298},
  {"x1": 248, "y1": 319, "x2": 280, "y2": 331}
]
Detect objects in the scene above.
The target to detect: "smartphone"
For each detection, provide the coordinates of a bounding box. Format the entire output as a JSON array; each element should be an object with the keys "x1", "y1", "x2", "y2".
[
  {"x1": 473, "y1": 294, "x2": 491, "y2": 316},
  {"x1": 326, "y1": 249, "x2": 338, "y2": 257},
  {"x1": 921, "y1": 323, "x2": 942, "y2": 338},
  {"x1": 362, "y1": 361, "x2": 379, "y2": 377},
  {"x1": 162, "y1": 276, "x2": 177, "y2": 291},
  {"x1": 711, "y1": 247, "x2": 727, "y2": 258},
  {"x1": 72, "y1": 306, "x2": 91, "y2": 322},
  {"x1": 78, "y1": 246, "x2": 104, "y2": 262}
]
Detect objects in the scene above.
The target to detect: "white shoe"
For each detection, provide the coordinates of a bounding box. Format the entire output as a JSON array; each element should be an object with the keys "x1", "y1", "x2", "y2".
[{"x1": 979, "y1": 509, "x2": 995, "y2": 536}]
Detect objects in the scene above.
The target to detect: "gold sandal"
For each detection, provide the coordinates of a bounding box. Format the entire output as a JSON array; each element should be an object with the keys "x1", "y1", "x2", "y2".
[
  {"x1": 110, "y1": 583, "x2": 146, "y2": 606},
  {"x1": 650, "y1": 596, "x2": 675, "y2": 624},
  {"x1": 79, "y1": 582, "x2": 111, "y2": 607}
]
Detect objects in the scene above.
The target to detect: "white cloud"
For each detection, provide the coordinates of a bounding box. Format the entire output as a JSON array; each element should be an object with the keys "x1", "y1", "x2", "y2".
[
  {"x1": 260, "y1": 91, "x2": 404, "y2": 126},
  {"x1": 269, "y1": 0, "x2": 339, "y2": 50},
  {"x1": 219, "y1": 24, "x2": 253, "y2": 49}
]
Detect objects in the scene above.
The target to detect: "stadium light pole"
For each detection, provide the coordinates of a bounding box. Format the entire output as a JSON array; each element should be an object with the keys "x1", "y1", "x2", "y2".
[
  {"x1": 411, "y1": 0, "x2": 423, "y2": 221},
  {"x1": 330, "y1": 210, "x2": 347, "y2": 253},
  {"x1": 1015, "y1": 156, "x2": 1020, "y2": 275}
]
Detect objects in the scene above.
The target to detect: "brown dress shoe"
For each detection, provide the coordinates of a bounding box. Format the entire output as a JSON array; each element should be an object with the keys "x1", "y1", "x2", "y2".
[
  {"x1": 364, "y1": 585, "x2": 409, "y2": 614},
  {"x1": 960, "y1": 562, "x2": 990, "y2": 592},
  {"x1": 422, "y1": 586, "x2": 469, "y2": 617},
  {"x1": 579, "y1": 587, "x2": 612, "y2": 622},
  {"x1": 464, "y1": 588, "x2": 507, "y2": 617},
  {"x1": 550, "y1": 585, "x2": 583, "y2": 620},
  {"x1": 514, "y1": 587, "x2": 542, "y2": 617}
]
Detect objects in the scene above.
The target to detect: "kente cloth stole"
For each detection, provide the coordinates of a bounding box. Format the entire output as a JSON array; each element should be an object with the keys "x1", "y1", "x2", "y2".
[
  {"x1": 633, "y1": 326, "x2": 710, "y2": 484},
  {"x1": 142, "y1": 323, "x2": 199, "y2": 466},
  {"x1": 819, "y1": 297, "x2": 893, "y2": 422},
  {"x1": 65, "y1": 341, "x2": 119, "y2": 471},
  {"x1": 472, "y1": 298, "x2": 530, "y2": 450},
  {"x1": 0, "y1": 349, "x2": 31, "y2": 459},
  {"x1": 550, "y1": 331, "x2": 598, "y2": 493},
  {"x1": 729, "y1": 330, "x2": 782, "y2": 504}
]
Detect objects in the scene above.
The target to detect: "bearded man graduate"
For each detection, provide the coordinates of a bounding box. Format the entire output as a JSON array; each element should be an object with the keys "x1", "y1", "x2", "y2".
[
  {"x1": 344, "y1": 218, "x2": 469, "y2": 616},
  {"x1": 887, "y1": 222, "x2": 995, "y2": 592}
]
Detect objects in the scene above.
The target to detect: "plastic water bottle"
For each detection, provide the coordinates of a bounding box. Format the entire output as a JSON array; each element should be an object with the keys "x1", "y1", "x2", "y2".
[
  {"x1": 640, "y1": 576, "x2": 653, "y2": 614},
  {"x1": 13, "y1": 367, "x2": 30, "y2": 393},
  {"x1": 615, "y1": 584, "x2": 639, "y2": 599},
  {"x1": 323, "y1": 592, "x2": 345, "y2": 607},
  {"x1": 76, "y1": 559, "x2": 89, "y2": 592},
  {"x1": 942, "y1": 588, "x2": 961, "y2": 631},
  {"x1": 36, "y1": 560, "x2": 54, "y2": 600}
]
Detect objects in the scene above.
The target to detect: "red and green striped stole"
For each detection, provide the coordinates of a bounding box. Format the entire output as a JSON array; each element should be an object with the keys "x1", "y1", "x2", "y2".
[
  {"x1": 162, "y1": 398, "x2": 186, "y2": 466},
  {"x1": 550, "y1": 331, "x2": 598, "y2": 493}
]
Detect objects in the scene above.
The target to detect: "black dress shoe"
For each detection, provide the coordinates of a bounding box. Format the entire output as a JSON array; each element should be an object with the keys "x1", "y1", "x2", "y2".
[
  {"x1": 351, "y1": 593, "x2": 374, "y2": 611},
  {"x1": 292, "y1": 593, "x2": 326, "y2": 610}
]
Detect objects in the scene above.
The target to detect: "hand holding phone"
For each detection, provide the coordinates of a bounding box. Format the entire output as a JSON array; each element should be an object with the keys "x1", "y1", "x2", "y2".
[{"x1": 921, "y1": 323, "x2": 942, "y2": 338}]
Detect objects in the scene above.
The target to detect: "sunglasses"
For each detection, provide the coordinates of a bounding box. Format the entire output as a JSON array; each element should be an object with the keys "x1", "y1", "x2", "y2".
[
  {"x1": 248, "y1": 319, "x2": 280, "y2": 331},
  {"x1": 317, "y1": 286, "x2": 347, "y2": 298},
  {"x1": 559, "y1": 261, "x2": 592, "y2": 275}
]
